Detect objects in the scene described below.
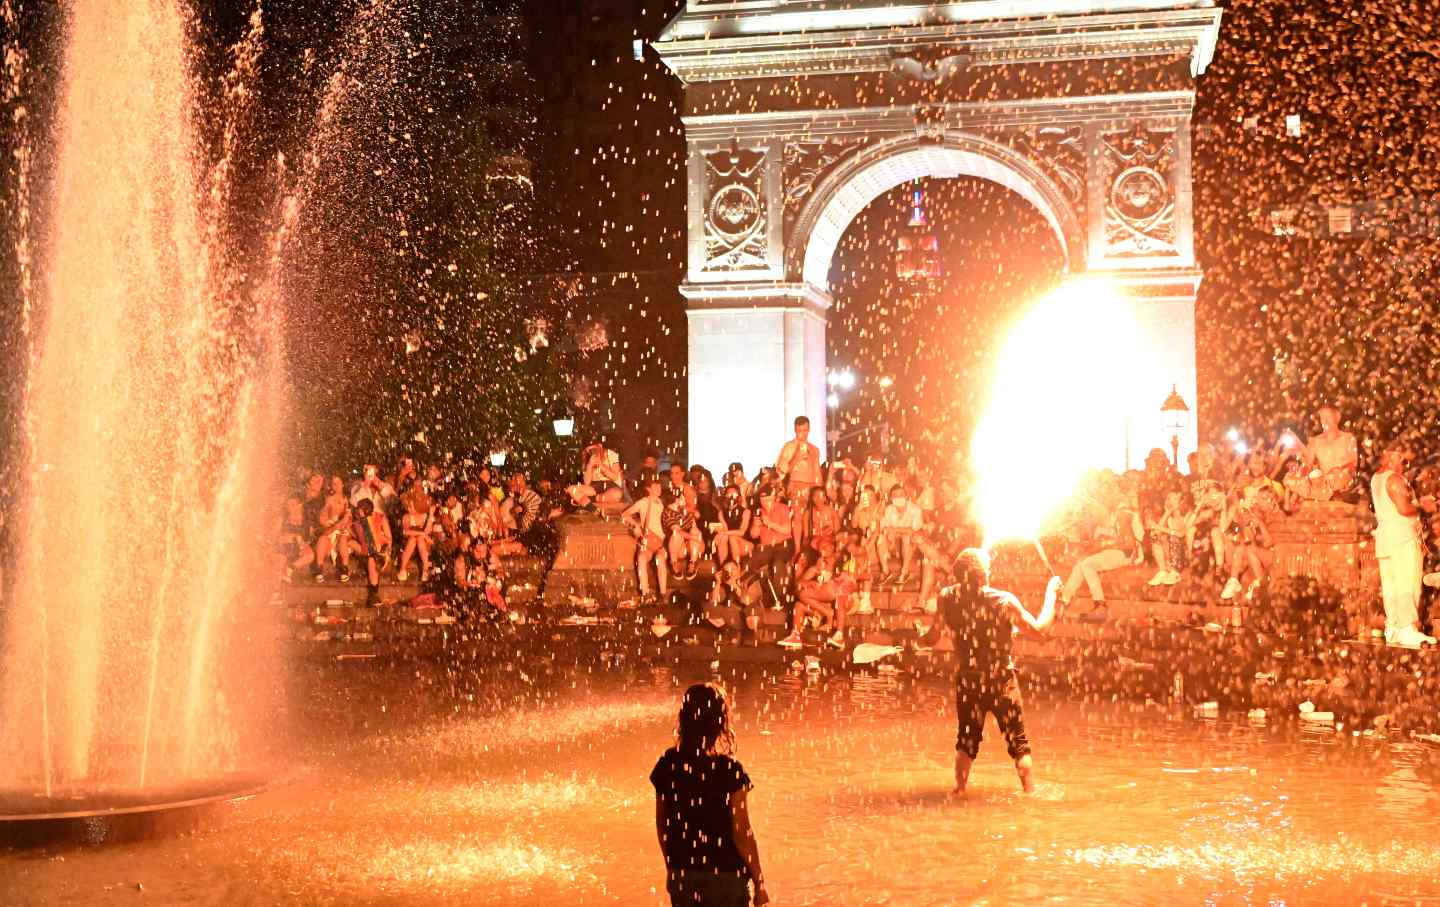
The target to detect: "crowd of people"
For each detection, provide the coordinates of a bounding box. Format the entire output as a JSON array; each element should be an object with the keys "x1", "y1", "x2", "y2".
[
  {"x1": 276, "y1": 405, "x2": 1440, "y2": 647},
  {"x1": 1049, "y1": 403, "x2": 1439, "y2": 646},
  {"x1": 609, "y1": 416, "x2": 977, "y2": 650},
  {"x1": 274, "y1": 458, "x2": 565, "y2": 610}
]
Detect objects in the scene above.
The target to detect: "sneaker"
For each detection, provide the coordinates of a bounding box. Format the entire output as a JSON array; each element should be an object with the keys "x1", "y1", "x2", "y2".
[
  {"x1": 854, "y1": 595, "x2": 874, "y2": 615},
  {"x1": 826, "y1": 631, "x2": 844, "y2": 649},
  {"x1": 338, "y1": 572, "x2": 350, "y2": 583},
  {"x1": 1146, "y1": 570, "x2": 1169, "y2": 586},
  {"x1": 777, "y1": 631, "x2": 803, "y2": 649},
  {"x1": 312, "y1": 572, "x2": 326, "y2": 583},
  {"x1": 923, "y1": 597, "x2": 938, "y2": 614},
  {"x1": 1244, "y1": 579, "x2": 1261, "y2": 601},
  {"x1": 1220, "y1": 577, "x2": 1242, "y2": 600},
  {"x1": 1077, "y1": 602, "x2": 1109, "y2": 624},
  {"x1": 1385, "y1": 626, "x2": 1437, "y2": 649},
  {"x1": 1160, "y1": 570, "x2": 1181, "y2": 586}
]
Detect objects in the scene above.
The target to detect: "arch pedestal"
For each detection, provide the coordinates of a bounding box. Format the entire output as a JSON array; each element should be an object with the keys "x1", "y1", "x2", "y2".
[{"x1": 659, "y1": 0, "x2": 1221, "y2": 471}]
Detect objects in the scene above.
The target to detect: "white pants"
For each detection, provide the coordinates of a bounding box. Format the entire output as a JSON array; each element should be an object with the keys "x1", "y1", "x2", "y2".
[
  {"x1": 1377, "y1": 538, "x2": 1422, "y2": 631},
  {"x1": 1063, "y1": 548, "x2": 1130, "y2": 603}
]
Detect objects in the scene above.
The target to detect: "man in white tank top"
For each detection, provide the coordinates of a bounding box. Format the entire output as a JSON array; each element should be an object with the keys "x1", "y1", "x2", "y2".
[{"x1": 1370, "y1": 441, "x2": 1436, "y2": 647}]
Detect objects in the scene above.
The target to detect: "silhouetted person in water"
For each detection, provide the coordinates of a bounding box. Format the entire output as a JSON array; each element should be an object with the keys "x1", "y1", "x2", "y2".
[
  {"x1": 651, "y1": 683, "x2": 770, "y2": 906},
  {"x1": 923, "y1": 548, "x2": 1061, "y2": 795}
]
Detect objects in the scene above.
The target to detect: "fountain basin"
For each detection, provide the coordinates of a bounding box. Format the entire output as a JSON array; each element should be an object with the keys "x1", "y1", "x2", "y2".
[{"x1": 0, "y1": 775, "x2": 270, "y2": 848}]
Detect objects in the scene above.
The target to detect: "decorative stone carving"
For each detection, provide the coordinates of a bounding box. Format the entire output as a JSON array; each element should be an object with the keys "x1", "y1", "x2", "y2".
[
  {"x1": 782, "y1": 138, "x2": 864, "y2": 236},
  {"x1": 1004, "y1": 125, "x2": 1087, "y2": 216},
  {"x1": 703, "y1": 143, "x2": 769, "y2": 272},
  {"x1": 1100, "y1": 126, "x2": 1179, "y2": 257},
  {"x1": 912, "y1": 104, "x2": 948, "y2": 143},
  {"x1": 889, "y1": 47, "x2": 971, "y2": 83}
]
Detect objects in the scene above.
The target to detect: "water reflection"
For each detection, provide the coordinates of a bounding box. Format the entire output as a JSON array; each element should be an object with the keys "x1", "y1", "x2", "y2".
[{"x1": 3, "y1": 663, "x2": 1439, "y2": 906}]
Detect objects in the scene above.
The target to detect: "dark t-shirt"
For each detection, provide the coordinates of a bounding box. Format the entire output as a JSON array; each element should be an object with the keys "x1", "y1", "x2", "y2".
[
  {"x1": 940, "y1": 584, "x2": 1019, "y2": 677},
  {"x1": 302, "y1": 494, "x2": 325, "y2": 541},
  {"x1": 649, "y1": 748, "x2": 752, "y2": 875}
]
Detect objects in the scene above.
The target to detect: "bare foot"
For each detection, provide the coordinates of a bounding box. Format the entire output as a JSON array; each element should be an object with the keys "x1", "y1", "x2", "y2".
[{"x1": 948, "y1": 786, "x2": 967, "y2": 800}]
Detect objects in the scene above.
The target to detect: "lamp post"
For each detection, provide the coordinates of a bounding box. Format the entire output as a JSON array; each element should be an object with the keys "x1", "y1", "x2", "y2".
[
  {"x1": 489, "y1": 449, "x2": 508, "y2": 468},
  {"x1": 1160, "y1": 385, "x2": 1190, "y2": 468},
  {"x1": 552, "y1": 415, "x2": 575, "y2": 438}
]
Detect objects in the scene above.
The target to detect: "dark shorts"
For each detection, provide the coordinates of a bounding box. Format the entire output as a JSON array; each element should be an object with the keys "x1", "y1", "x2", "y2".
[
  {"x1": 955, "y1": 670, "x2": 1031, "y2": 761},
  {"x1": 668, "y1": 870, "x2": 749, "y2": 907}
]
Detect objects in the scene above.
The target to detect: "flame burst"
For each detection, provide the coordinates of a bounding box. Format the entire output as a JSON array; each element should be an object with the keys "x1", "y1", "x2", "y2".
[{"x1": 970, "y1": 281, "x2": 1160, "y2": 548}]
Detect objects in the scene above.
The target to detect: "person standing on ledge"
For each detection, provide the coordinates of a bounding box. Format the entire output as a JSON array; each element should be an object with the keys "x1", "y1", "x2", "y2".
[
  {"x1": 775, "y1": 415, "x2": 821, "y2": 500},
  {"x1": 921, "y1": 549, "x2": 1061, "y2": 795},
  {"x1": 1371, "y1": 440, "x2": 1437, "y2": 648},
  {"x1": 651, "y1": 683, "x2": 770, "y2": 907}
]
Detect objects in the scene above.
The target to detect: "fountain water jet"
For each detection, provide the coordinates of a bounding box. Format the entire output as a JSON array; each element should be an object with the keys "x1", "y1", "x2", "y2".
[{"x1": 0, "y1": 0, "x2": 280, "y2": 812}]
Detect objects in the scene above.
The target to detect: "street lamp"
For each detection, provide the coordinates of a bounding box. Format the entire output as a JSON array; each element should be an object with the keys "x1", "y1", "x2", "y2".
[
  {"x1": 552, "y1": 415, "x2": 575, "y2": 438},
  {"x1": 489, "y1": 449, "x2": 508, "y2": 468},
  {"x1": 1160, "y1": 385, "x2": 1190, "y2": 467}
]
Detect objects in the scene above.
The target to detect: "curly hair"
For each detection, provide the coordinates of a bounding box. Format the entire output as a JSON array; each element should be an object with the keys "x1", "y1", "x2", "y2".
[{"x1": 676, "y1": 682, "x2": 734, "y2": 756}]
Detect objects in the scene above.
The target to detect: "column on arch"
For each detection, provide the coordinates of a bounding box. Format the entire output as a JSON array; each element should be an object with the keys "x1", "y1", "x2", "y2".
[
  {"x1": 1077, "y1": 112, "x2": 1202, "y2": 468},
  {"x1": 1125, "y1": 279, "x2": 1200, "y2": 466},
  {"x1": 684, "y1": 285, "x2": 828, "y2": 476}
]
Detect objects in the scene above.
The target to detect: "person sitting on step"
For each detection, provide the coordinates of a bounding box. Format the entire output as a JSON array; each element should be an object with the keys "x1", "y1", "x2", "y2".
[
  {"x1": 1058, "y1": 474, "x2": 1143, "y2": 621},
  {"x1": 622, "y1": 477, "x2": 670, "y2": 604},
  {"x1": 778, "y1": 546, "x2": 848, "y2": 650},
  {"x1": 349, "y1": 497, "x2": 392, "y2": 606},
  {"x1": 1220, "y1": 485, "x2": 1278, "y2": 602},
  {"x1": 1146, "y1": 489, "x2": 1193, "y2": 587},
  {"x1": 714, "y1": 485, "x2": 754, "y2": 567},
  {"x1": 876, "y1": 483, "x2": 924, "y2": 587},
  {"x1": 396, "y1": 489, "x2": 433, "y2": 583},
  {"x1": 275, "y1": 495, "x2": 315, "y2": 584},
  {"x1": 313, "y1": 475, "x2": 353, "y2": 582},
  {"x1": 663, "y1": 489, "x2": 704, "y2": 581}
]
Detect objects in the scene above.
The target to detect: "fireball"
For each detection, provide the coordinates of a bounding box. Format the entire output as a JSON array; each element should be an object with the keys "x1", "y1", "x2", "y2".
[{"x1": 969, "y1": 280, "x2": 1160, "y2": 548}]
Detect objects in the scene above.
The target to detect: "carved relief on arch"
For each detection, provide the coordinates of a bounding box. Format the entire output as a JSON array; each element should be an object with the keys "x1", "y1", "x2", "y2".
[
  {"x1": 781, "y1": 138, "x2": 866, "y2": 238},
  {"x1": 702, "y1": 143, "x2": 769, "y2": 273},
  {"x1": 780, "y1": 137, "x2": 867, "y2": 279},
  {"x1": 1099, "y1": 125, "x2": 1179, "y2": 258},
  {"x1": 1000, "y1": 125, "x2": 1087, "y2": 223}
]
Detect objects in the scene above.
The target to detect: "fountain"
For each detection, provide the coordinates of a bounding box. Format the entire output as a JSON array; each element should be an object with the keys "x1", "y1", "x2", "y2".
[{"x1": 0, "y1": 0, "x2": 281, "y2": 844}]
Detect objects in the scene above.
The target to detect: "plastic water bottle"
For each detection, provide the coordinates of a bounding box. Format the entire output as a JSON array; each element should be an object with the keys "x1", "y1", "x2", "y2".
[
  {"x1": 1172, "y1": 670, "x2": 1184, "y2": 703},
  {"x1": 1230, "y1": 604, "x2": 1242, "y2": 628}
]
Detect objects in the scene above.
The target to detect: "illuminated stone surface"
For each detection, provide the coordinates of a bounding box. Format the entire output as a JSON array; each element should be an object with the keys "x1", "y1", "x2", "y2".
[{"x1": 657, "y1": 0, "x2": 1222, "y2": 465}]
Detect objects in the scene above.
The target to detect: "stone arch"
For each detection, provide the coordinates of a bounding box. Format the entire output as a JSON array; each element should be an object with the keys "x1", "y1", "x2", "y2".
[{"x1": 791, "y1": 134, "x2": 1083, "y2": 293}]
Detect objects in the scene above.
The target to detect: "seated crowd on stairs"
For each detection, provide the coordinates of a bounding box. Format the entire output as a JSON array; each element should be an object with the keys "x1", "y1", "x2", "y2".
[{"x1": 271, "y1": 404, "x2": 1440, "y2": 644}]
